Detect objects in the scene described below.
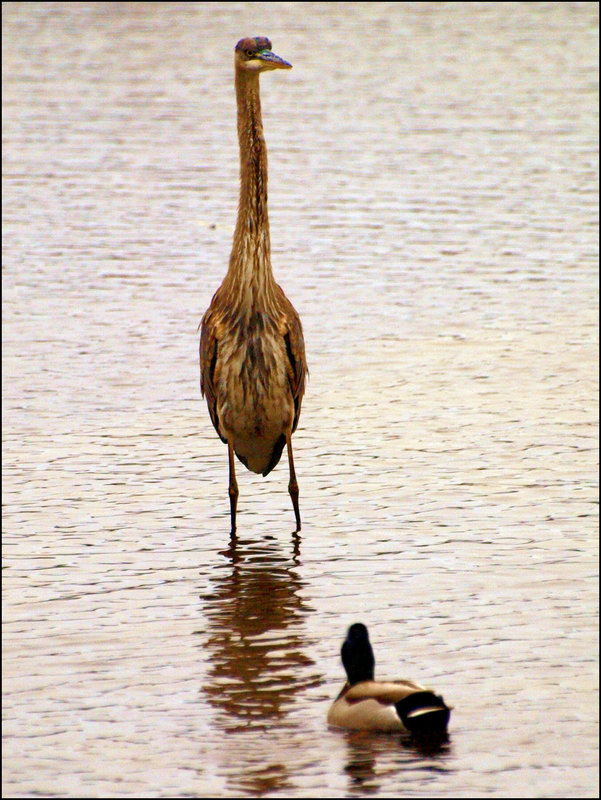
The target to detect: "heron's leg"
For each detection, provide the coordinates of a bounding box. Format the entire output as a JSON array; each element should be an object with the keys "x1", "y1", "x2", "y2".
[
  {"x1": 286, "y1": 432, "x2": 301, "y2": 532},
  {"x1": 227, "y1": 440, "x2": 238, "y2": 535}
]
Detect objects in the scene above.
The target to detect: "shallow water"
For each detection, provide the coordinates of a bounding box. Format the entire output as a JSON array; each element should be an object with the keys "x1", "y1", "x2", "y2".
[{"x1": 2, "y1": 2, "x2": 599, "y2": 797}]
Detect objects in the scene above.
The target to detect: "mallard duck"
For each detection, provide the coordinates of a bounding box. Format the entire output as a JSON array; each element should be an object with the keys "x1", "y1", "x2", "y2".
[{"x1": 327, "y1": 623, "x2": 451, "y2": 736}]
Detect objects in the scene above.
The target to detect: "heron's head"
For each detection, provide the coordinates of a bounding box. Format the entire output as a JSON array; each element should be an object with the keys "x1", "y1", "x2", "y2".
[{"x1": 235, "y1": 37, "x2": 292, "y2": 73}]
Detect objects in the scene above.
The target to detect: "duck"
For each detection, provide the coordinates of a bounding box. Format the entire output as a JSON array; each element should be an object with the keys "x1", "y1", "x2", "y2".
[{"x1": 327, "y1": 623, "x2": 451, "y2": 737}]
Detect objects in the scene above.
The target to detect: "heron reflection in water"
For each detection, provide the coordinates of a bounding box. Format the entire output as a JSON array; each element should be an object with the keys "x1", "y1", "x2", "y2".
[{"x1": 197, "y1": 536, "x2": 320, "y2": 795}]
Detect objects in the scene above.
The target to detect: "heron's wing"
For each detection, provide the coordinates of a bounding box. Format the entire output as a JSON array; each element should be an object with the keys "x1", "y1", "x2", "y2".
[
  {"x1": 277, "y1": 288, "x2": 307, "y2": 432},
  {"x1": 199, "y1": 308, "x2": 225, "y2": 442}
]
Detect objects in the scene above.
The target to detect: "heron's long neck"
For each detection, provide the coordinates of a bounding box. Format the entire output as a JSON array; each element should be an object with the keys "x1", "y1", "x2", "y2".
[{"x1": 226, "y1": 69, "x2": 275, "y2": 307}]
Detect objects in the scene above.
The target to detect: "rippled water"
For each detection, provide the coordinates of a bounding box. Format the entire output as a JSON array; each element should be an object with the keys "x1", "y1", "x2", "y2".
[{"x1": 2, "y1": 2, "x2": 598, "y2": 797}]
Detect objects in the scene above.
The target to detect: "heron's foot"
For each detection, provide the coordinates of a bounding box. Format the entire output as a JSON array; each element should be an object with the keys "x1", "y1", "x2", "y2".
[
  {"x1": 289, "y1": 487, "x2": 301, "y2": 533},
  {"x1": 292, "y1": 528, "x2": 301, "y2": 560},
  {"x1": 291, "y1": 502, "x2": 301, "y2": 534}
]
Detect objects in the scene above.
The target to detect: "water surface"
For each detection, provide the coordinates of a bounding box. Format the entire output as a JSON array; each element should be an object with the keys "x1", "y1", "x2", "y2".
[{"x1": 2, "y1": 2, "x2": 598, "y2": 797}]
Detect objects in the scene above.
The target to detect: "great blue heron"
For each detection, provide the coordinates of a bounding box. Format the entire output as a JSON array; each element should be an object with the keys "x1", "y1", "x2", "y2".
[{"x1": 199, "y1": 37, "x2": 307, "y2": 535}]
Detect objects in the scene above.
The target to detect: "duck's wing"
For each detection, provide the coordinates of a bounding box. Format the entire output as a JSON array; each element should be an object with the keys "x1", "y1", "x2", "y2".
[{"x1": 345, "y1": 680, "x2": 428, "y2": 704}]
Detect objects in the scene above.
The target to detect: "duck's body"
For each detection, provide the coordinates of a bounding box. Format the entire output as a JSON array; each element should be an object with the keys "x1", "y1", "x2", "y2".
[
  {"x1": 328, "y1": 624, "x2": 451, "y2": 737},
  {"x1": 328, "y1": 679, "x2": 449, "y2": 734}
]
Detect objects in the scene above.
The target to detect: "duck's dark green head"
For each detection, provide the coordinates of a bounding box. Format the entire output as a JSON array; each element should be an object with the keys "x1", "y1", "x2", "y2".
[{"x1": 341, "y1": 623, "x2": 375, "y2": 685}]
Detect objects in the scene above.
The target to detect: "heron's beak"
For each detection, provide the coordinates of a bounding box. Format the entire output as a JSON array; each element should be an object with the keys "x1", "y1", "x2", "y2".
[{"x1": 257, "y1": 50, "x2": 292, "y2": 70}]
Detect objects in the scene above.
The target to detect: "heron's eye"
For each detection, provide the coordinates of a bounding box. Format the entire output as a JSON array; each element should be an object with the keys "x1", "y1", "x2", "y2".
[{"x1": 245, "y1": 49, "x2": 254, "y2": 58}]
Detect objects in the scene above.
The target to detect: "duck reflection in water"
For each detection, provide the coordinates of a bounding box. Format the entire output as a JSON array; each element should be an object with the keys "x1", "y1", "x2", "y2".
[
  {"x1": 343, "y1": 730, "x2": 379, "y2": 795},
  {"x1": 343, "y1": 729, "x2": 452, "y2": 796}
]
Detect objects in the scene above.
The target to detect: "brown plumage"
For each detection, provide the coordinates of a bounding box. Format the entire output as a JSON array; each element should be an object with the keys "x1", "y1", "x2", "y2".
[{"x1": 199, "y1": 37, "x2": 307, "y2": 534}]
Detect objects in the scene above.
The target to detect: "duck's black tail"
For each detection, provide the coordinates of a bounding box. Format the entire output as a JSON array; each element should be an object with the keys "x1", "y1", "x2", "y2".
[{"x1": 396, "y1": 691, "x2": 451, "y2": 738}]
